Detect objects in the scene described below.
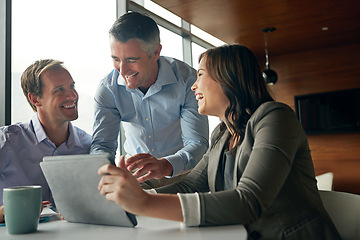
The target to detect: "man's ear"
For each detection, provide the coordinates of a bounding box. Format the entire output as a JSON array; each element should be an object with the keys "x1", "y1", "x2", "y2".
[
  {"x1": 28, "y1": 93, "x2": 41, "y2": 107},
  {"x1": 153, "y1": 44, "x2": 162, "y2": 59}
]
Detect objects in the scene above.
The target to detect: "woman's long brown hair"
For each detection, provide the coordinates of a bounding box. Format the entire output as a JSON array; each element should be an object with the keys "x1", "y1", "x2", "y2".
[{"x1": 199, "y1": 44, "x2": 274, "y2": 149}]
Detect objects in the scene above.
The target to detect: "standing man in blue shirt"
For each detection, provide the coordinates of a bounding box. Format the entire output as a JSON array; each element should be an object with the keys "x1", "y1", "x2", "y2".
[
  {"x1": 0, "y1": 59, "x2": 91, "y2": 222},
  {"x1": 91, "y1": 12, "x2": 209, "y2": 188}
]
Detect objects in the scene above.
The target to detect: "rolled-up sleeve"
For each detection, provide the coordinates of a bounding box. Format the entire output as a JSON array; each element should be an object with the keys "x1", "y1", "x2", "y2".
[{"x1": 177, "y1": 192, "x2": 201, "y2": 226}]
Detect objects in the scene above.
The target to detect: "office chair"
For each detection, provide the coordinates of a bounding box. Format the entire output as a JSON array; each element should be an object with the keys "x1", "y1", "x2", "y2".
[{"x1": 319, "y1": 190, "x2": 360, "y2": 240}]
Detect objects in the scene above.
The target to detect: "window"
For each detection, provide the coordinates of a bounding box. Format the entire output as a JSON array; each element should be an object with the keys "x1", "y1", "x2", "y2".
[
  {"x1": 11, "y1": 0, "x2": 116, "y2": 134},
  {"x1": 159, "y1": 26, "x2": 183, "y2": 61},
  {"x1": 191, "y1": 24, "x2": 225, "y2": 47},
  {"x1": 191, "y1": 42, "x2": 206, "y2": 71},
  {"x1": 191, "y1": 42, "x2": 221, "y2": 131},
  {"x1": 142, "y1": 0, "x2": 181, "y2": 27},
  {"x1": 6, "y1": 0, "x2": 224, "y2": 140}
]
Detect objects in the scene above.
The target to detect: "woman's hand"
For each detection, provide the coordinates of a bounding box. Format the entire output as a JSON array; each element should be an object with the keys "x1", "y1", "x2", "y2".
[{"x1": 98, "y1": 156, "x2": 150, "y2": 215}]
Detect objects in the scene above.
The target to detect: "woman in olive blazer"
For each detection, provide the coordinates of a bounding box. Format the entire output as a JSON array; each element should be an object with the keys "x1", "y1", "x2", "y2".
[
  {"x1": 156, "y1": 101, "x2": 340, "y2": 239},
  {"x1": 98, "y1": 44, "x2": 341, "y2": 239}
]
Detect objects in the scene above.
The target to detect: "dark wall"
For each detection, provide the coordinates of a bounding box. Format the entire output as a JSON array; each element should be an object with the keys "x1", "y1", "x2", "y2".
[{"x1": 262, "y1": 43, "x2": 360, "y2": 194}]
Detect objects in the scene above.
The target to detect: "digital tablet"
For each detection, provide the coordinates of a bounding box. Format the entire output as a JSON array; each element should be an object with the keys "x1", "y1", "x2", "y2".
[{"x1": 40, "y1": 154, "x2": 137, "y2": 227}]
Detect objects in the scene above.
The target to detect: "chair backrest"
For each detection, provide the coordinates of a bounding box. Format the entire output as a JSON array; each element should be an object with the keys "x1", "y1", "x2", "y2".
[
  {"x1": 316, "y1": 172, "x2": 334, "y2": 191},
  {"x1": 319, "y1": 190, "x2": 360, "y2": 240}
]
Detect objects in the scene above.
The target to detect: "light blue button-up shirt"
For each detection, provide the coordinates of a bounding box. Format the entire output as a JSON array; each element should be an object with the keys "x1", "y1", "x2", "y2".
[
  {"x1": 0, "y1": 114, "x2": 91, "y2": 205},
  {"x1": 91, "y1": 56, "x2": 209, "y2": 176}
]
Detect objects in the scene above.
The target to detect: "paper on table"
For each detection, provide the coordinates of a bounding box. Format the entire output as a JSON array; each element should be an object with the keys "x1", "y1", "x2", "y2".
[{"x1": 41, "y1": 207, "x2": 58, "y2": 218}]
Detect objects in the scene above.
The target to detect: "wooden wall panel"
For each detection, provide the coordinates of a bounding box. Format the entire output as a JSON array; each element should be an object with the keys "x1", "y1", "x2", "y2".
[{"x1": 261, "y1": 43, "x2": 360, "y2": 194}]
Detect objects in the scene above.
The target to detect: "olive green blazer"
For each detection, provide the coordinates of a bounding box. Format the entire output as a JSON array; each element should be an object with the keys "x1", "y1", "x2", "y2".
[{"x1": 157, "y1": 102, "x2": 341, "y2": 239}]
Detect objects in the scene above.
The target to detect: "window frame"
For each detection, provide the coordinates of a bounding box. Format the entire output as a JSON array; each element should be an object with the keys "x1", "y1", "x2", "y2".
[
  {"x1": 128, "y1": 1, "x2": 214, "y2": 66},
  {"x1": 0, "y1": 0, "x2": 11, "y2": 126}
]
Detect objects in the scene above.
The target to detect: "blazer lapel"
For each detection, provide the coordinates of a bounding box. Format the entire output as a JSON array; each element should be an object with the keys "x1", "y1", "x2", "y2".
[
  {"x1": 233, "y1": 144, "x2": 243, "y2": 188},
  {"x1": 208, "y1": 131, "x2": 228, "y2": 192}
]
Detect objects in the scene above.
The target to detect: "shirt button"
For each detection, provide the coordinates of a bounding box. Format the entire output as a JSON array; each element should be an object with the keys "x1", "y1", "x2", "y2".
[
  {"x1": 148, "y1": 135, "x2": 151, "y2": 138},
  {"x1": 146, "y1": 118, "x2": 149, "y2": 121},
  {"x1": 151, "y1": 149, "x2": 154, "y2": 152}
]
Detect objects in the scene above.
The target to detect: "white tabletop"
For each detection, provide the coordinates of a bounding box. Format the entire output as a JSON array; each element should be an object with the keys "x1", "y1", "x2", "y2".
[{"x1": 0, "y1": 216, "x2": 247, "y2": 240}]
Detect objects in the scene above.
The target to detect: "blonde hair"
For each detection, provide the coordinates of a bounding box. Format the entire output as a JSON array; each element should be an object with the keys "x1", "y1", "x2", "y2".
[{"x1": 21, "y1": 59, "x2": 65, "y2": 112}]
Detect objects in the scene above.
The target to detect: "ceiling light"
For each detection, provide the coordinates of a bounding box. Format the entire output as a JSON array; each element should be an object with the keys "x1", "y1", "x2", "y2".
[{"x1": 262, "y1": 27, "x2": 277, "y2": 85}]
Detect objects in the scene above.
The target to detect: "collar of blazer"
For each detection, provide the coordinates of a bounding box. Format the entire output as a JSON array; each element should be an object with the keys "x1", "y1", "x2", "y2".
[{"x1": 207, "y1": 130, "x2": 243, "y2": 192}]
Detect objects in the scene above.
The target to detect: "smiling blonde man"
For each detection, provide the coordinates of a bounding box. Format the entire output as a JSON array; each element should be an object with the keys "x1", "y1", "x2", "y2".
[{"x1": 0, "y1": 60, "x2": 91, "y2": 222}]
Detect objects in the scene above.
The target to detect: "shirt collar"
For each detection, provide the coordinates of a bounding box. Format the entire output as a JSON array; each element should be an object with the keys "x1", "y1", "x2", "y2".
[
  {"x1": 31, "y1": 113, "x2": 48, "y2": 143},
  {"x1": 154, "y1": 56, "x2": 178, "y2": 86},
  {"x1": 66, "y1": 121, "x2": 83, "y2": 148},
  {"x1": 31, "y1": 113, "x2": 80, "y2": 148}
]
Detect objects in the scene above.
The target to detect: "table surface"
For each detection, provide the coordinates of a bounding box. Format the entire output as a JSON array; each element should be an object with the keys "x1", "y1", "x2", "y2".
[{"x1": 0, "y1": 216, "x2": 247, "y2": 240}]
